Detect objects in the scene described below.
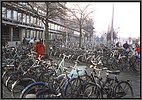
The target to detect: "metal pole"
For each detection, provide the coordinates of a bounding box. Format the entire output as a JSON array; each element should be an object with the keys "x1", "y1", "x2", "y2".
[{"x1": 111, "y1": 3, "x2": 114, "y2": 47}]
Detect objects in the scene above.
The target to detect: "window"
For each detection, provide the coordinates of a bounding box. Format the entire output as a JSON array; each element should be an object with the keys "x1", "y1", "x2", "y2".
[
  {"x1": 31, "y1": 16, "x2": 33, "y2": 24},
  {"x1": 27, "y1": 15, "x2": 30, "y2": 23},
  {"x1": 40, "y1": 31, "x2": 43, "y2": 38},
  {"x1": 31, "y1": 30, "x2": 34, "y2": 38},
  {"x1": 50, "y1": 23, "x2": 54, "y2": 30},
  {"x1": 48, "y1": 23, "x2": 51, "y2": 29},
  {"x1": 2, "y1": 7, "x2": 6, "y2": 18},
  {"x1": 18, "y1": 13, "x2": 22, "y2": 22},
  {"x1": 13, "y1": 10, "x2": 17, "y2": 20},
  {"x1": 13, "y1": 27, "x2": 20, "y2": 41},
  {"x1": 54, "y1": 24, "x2": 57, "y2": 30},
  {"x1": 39, "y1": 20, "x2": 43, "y2": 26},
  {"x1": 41, "y1": 21, "x2": 44, "y2": 27},
  {"x1": 26, "y1": 29, "x2": 30, "y2": 38},
  {"x1": 57, "y1": 25, "x2": 60, "y2": 30},
  {"x1": 7, "y1": 9, "x2": 11, "y2": 19},
  {"x1": 23, "y1": 14, "x2": 26, "y2": 23},
  {"x1": 33, "y1": 30, "x2": 36, "y2": 38},
  {"x1": 36, "y1": 18, "x2": 39, "y2": 26},
  {"x1": 33, "y1": 17, "x2": 36, "y2": 24},
  {"x1": 36, "y1": 31, "x2": 39, "y2": 38},
  {"x1": 2, "y1": 25, "x2": 10, "y2": 41}
]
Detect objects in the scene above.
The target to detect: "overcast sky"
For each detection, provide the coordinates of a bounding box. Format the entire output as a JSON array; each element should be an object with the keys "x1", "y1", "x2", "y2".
[{"x1": 66, "y1": 2, "x2": 140, "y2": 38}]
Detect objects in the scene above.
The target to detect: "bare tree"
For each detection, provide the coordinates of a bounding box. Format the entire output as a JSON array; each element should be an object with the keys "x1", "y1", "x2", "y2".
[
  {"x1": 24, "y1": 2, "x2": 66, "y2": 56},
  {"x1": 66, "y1": 4, "x2": 94, "y2": 48}
]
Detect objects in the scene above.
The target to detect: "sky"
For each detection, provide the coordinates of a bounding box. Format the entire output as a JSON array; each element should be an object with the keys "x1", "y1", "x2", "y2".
[{"x1": 66, "y1": 2, "x2": 140, "y2": 39}]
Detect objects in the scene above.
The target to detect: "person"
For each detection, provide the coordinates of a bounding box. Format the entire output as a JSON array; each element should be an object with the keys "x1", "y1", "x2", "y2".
[
  {"x1": 116, "y1": 42, "x2": 120, "y2": 47},
  {"x1": 34, "y1": 39, "x2": 45, "y2": 59},
  {"x1": 135, "y1": 43, "x2": 140, "y2": 59},
  {"x1": 123, "y1": 41, "x2": 129, "y2": 51},
  {"x1": 2, "y1": 38, "x2": 8, "y2": 47},
  {"x1": 22, "y1": 37, "x2": 27, "y2": 45}
]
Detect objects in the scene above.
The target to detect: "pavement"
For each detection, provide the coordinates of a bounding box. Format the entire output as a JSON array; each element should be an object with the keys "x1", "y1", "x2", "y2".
[{"x1": 2, "y1": 57, "x2": 141, "y2": 98}]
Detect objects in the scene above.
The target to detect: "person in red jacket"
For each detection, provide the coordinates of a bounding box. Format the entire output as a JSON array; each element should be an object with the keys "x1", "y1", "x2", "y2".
[
  {"x1": 34, "y1": 40, "x2": 45, "y2": 59},
  {"x1": 135, "y1": 43, "x2": 140, "y2": 59}
]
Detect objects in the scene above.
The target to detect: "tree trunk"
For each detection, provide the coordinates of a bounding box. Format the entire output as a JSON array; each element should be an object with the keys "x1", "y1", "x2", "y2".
[
  {"x1": 44, "y1": 22, "x2": 49, "y2": 56},
  {"x1": 79, "y1": 22, "x2": 82, "y2": 48},
  {"x1": 44, "y1": 3, "x2": 49, "y2": 57}
]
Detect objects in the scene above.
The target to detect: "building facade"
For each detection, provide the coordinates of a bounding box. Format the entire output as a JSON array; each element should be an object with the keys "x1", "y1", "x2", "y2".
[{"x1": 2, "y1": 2, "x2": 90, "y2": 47}]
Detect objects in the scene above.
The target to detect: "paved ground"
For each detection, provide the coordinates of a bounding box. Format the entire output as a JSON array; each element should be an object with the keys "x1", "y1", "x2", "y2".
[{"x1": 2, "y1": 57, "x2": 141, "y2": 98}]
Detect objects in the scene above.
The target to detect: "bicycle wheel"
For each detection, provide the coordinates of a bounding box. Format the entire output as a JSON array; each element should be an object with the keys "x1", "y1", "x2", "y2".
[
  {"x1": 20, "y1": 82, "x2": 49, "y2": 98},
  {"x1": 64, "y1": 75, "x2": 91, "y2": 98},
  {"x1": 2, "y1": 68, "x2": 16, "y2": 87},
  {"x1": 36, "y1": 82, "x2": 63, "y2": 98},
  {"x1": 64, "y1": 78, "x2": 82, "y2": 98},
  {"x1": 133, "y1": 59, "x2": 140, "y2": 72},
  {"x1": 11, "y1": 78, "x2": 36, "y2": 98},
  {"x1": 6, "y1": 75, "x2": 18, "y2": 92},
  {"x1": 41, "y1": 68, "x2": 57, "y2": 82},
  {"x1": 2, "y1": 71, "x2": 10, "y2": 87},
  {"x1": 113, "y1": 81, "x2": 134, "y2": 98},
  {"x1": 83, "y1": 82, "x2": 103, "y2": 98}
]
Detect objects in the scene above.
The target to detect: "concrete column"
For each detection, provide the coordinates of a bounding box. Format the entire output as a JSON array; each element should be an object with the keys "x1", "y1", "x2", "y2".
[
  {"x1": 9, "y1": 26, "x2": 14, "y2": 46},
  {"x1": 10, "y1": 27, "x2": 13, "y2": 42},
  {"x1": 66, "y1": 28, "x2": 68, "y2": 46}
]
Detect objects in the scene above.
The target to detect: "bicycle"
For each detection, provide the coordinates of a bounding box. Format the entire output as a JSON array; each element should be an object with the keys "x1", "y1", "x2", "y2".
[
  {"x1": 19, "y1": 54, "x2": 89, "y2": 98},
  {"x1": 89, "y1": 63, "x2": 134, "y2": 98}
]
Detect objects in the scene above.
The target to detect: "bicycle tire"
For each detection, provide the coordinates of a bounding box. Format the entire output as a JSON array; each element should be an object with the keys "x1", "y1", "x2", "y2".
[
  {"x1": 5, "y1": 75, "x2": 18, "y2": 92},
  {"x1": 2, "y1": 71, "x2": 10, "y2": 87},
  {"x1": 83, "y1": 82, "x2": 103, "y2": 98},
  {"x1": 11, "y1": 78, "x2": 36, "y2": 98},
  {"x1": 113, "y1": 81, "x2": 134, "y2": 98},
  {"x1": 36, "y1": 82, "x2": 63, "y2": 98},
  {"x1": 64, "y1": 75, "x2": 91, "y2": 98},
  {"x1": 64, "y1": 78, "x2": 82, "y2": 98},
  {"x1": 20, "y1": 82, "x2": 49, "y2": 98}
]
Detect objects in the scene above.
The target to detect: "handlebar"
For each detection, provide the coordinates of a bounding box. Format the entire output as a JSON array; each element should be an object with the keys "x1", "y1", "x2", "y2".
[
  {"x1": 90, "y1": 65, "x2": 108, "y2": 71},
  {"x1": 62, "y1": 53, "x2": 71, "y2": 58}
]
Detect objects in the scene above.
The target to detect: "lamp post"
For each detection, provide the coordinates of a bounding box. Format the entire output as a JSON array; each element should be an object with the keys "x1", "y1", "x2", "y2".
[{"x1": 110, "y1": 3, "x2": 114, "y2": 47}]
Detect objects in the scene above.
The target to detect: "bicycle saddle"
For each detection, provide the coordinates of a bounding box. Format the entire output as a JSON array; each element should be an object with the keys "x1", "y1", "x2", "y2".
[{"x1": 107, "y1": 70, "x2": 120, "y2": 75}]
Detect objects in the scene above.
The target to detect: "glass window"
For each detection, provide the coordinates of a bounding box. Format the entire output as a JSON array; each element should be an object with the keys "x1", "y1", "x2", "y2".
[
  {"x1": 62, "y1": 27, "x2": 64, "y2": 31},
  {"x1": 23, "y1": 14, "x2": 26, "y2": 23},
  {"x1": 36, "y1": 31, "x2": 39, "y2": 38},
  {"x1": 50, "y1": 23, "x2": 54, "y2": 30},
  {"x1": 48, "y1": 23, "x2": 51, "y2": 29},
  {"x1": 41, "y1": 21, "x2": 44, "y2": 27},
  {"x1": 6, "y1": 9, "x2": 11, "y2": 19},
  {"x1": 27, "y1": 15, "x2": 30, "y2": 23},
  {"x1": 30, "y1": 30, "x2": 33, "y2": 38},
  {"x1": 54, "y1": 24, "x2": 57, "y2": 30},
  {"x1": 60, "y1": 26, "x2": 62, "y2": 31},
  {"x1": 2, "y1": 7, "x2": 6, "y2": 18},
  {"x1": 18, "y1": 13, "x2": 22, "y2": 22},
  {"x1": 36, "y1": 18, "x2": 39, "y2": 26},
  {"x1": 40, "y1": 31, "x2": 43, "y2": 38},
  {"x1": 39, "y1": 20, "x2": 42, "y2": 26},
  {"x1": 26, "y1": 29, "x2": 30, "y2": 38},
  {"x1": 33, "y1": 17, "x2": 36, "y2": 24},
  {"x1": 34, "y1": 30, "x2": 36, "y2": 38},
  {"x1": 13, "y1": 10, "x2": 17, "y2": 20},
  {"x1": 58, "y1": 25, "x2": 60, "y2": 31},
  {"x1": 31, "y1": 16, "x2": 33, "y2": 24}
]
